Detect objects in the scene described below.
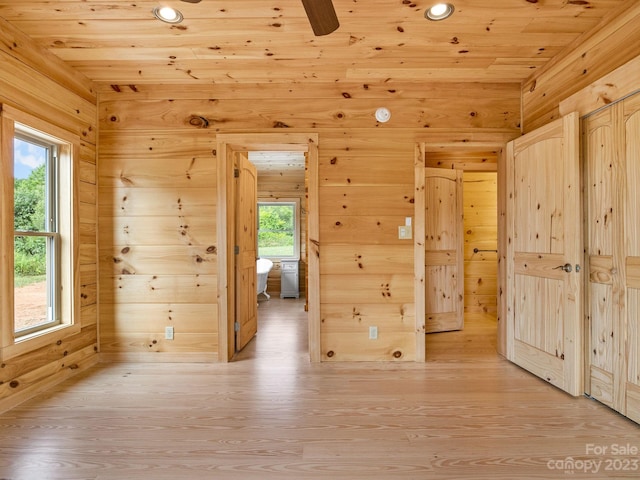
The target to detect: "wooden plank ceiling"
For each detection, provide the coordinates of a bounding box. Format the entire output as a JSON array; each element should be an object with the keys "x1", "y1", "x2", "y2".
[{"x1": 0, "y1": 0, "x2": 628, "y2": 85}]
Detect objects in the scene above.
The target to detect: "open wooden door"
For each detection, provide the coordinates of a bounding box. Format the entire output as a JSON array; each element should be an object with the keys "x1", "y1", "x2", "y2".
[
  {"x1": 234, "y1": 153, "x2": 258, "y2": 352},
  {"x1": 506, "y1": 112, "x2": 583, "y2": 396},
  {"x1": 424, "y1": 167, "x2": 464, "y2": 333}
]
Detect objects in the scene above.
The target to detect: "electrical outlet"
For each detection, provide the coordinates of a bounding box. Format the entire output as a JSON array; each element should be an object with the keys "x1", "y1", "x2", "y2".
[
  {"x1": 165, "y1": 326, "x2": 174, "y2": 340},
  {"x1": 369, "y1": 326, "x2": 378, "y2": 340}
]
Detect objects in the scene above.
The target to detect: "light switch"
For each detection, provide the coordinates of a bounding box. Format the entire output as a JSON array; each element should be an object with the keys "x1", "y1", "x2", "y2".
[{"x1": 398, "y1": 225, "x2": 412, "y2": 239}]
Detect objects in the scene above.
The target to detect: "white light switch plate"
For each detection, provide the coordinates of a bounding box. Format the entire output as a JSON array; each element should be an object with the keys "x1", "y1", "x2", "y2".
[{"x1": 398, "y1": 225, "x2": 412, "y2": 239}]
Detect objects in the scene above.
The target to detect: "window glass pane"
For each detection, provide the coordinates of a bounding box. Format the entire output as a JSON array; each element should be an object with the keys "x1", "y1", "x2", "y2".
[
  {"x1": 14, "y1": 137, "x2": 47, "y2": 232},
  {"x1": 13, "y1": 133, "x2": 57, "y2": 336},
  {"x1": 14, "y1": 235, "x2": 51, "y2": 333},
  {"x1": 258, "y1": 203, "x2": 295, "y2": 258}
]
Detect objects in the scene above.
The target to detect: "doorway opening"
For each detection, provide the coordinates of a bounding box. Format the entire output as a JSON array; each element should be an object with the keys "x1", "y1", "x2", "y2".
[
  {"x1": 415, "y1": 142, "x2": 506, "y2": 362},
  {"x1": 216, "y1": 133, "x2": 320, "y2": 363}
]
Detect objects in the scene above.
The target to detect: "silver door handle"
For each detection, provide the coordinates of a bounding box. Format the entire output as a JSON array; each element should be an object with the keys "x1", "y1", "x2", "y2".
[{"x1": 554, "y1": 263, "x2": 573, "y2": 273}]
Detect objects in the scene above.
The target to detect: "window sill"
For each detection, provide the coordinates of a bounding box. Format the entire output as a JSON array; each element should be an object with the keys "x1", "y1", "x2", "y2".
[{"x1": 1, "y1": 322, "x2": 81, "y2": 361}]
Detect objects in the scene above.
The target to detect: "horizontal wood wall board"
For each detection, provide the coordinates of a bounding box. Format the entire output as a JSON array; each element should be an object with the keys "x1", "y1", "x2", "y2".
[
  {"x1": 0, "y1": 325, "x2": 97, "y2": 387},
  {"x1": 98, "y1": 131, "x2": 217, "y2": 155},
  {"x1": 319, "y1": 215, "x2": 412, "y2": 245},
  {"x1": 560, "y1": 56, "x2": 640, "y2": 117},
  {"x1": 320, "y1": 186, "x2": 414, "y2": 216},
  {"x1": 321, "y1": 332, "x2": 415, "y2": 361},
  {"x1": 99, "y1": 275, "x2": 217, "y2": 304},
  {"x1": 79, "y1": 243, "x2": 96, "y2": 266},
  {"x1": 99, "y1": 216, "x2": 216, "y2": 247},
  {"x1": 321, "y1": 275, "x2": 414, "y2": 304},
  {"x1": 79, "y1": 180, "x2": 97, "y2": 205},
  {"x1": 0, "y1": 347, "x2": 98, "y2": 414},
  {"x1": 81, "y1": 304, "x2": 98, "y2": 327},
  {"x1": 464, "y1": 276, "x2": 498, "y2": 295},
  {"x1": 99, "y1": 245, "x2": 217, "y2": 276},
  {"x1": 98, "y1": 187, "x2": 216, "y2": 217},
  {"x1": 79, "y1": 159, "x2": 96, "y2": 185},
  {"x1": 321, "y1": 303, "x2": 415, "y2": 331},
  {"x1": 99, "y1": 98, "x2": 519, "y2": 131},
  {"x1": 100, "y1": 304, "x2": 217, "y2": 334},
  {"x1": 79, "y1": 222, "x2": 97, "y2": 244},
  {"x1": 98, "y1": 157, "x2": 216, "y2": 189},
  {"x1": 320, "y1": 245, "x2": 413, "y2": 275},
  {"x1": 78, "y1": 204, "x2": 96, "y2": 229},
  {"x1": 100, "y1": 333, "x2": 217, "y2": 354},
  {"x1": 319, "y1": 156, "x2": 413, "y2": 187},
  {"x1": 99, "y1": 352, "x2": 217, "y2": 363}
]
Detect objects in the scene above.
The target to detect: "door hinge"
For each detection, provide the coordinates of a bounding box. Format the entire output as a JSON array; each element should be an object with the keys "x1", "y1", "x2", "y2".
[
  {"x1": 234, "y1": 245, "x2": 240, "y2": 254},
  {"x1": 234, "y1": 168, "x2": 240, "y2": 178},
  {"x1": 234, "y1": 321, "x2": 240, "y2": 332}
]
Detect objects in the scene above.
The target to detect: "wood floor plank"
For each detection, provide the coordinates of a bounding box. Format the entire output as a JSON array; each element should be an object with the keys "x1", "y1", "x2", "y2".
[{"x1": 0, "y1": 299, "x2": 638, "y2": 479}]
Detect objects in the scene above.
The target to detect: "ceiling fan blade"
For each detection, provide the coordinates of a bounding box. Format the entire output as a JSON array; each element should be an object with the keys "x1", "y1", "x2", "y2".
[
  {"x1": 180, "y1": 0, "x2": 202, "y2": 3},
  {"x1": 301, "y1": 0, "x2": 340, "y2": 36}
]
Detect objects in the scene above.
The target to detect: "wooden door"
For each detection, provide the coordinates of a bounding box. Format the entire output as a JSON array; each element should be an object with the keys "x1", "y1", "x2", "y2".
[
  {"x1": 234, "y1": 153, "x2": 258, "y2": 352},
  {"x1": 584, "y1": 101, "x2": 625, "y2": 411},
  {"x1": 623, "y1": 93, "x2": 640, "y2": 423},
  {"x1": 506, "y1": 112, "x2": 583, "y2": 396},
  {"x1": 424, "y1": 168, "x2": 464, "y2": 333},
  {"x1": 585, "y1": 92, "x2": 640, "y2": 421}
]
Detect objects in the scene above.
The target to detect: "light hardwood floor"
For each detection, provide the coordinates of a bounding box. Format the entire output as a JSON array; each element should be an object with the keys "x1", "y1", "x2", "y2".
[{"x1": 1, "y1": 298, "x2": 639, "y2": 479}]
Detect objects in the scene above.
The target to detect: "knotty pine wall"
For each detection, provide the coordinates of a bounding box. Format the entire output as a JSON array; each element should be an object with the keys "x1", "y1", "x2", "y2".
[
  {"x1": 0, "y1": 18, "x2": 98, "y2": 412},
  {"x1": 257, "y1": 166, "x2": 306, "y2": 298},
  {"x1": 97, "y1": 82, "x2": 519, "y2": 361},
  {"x1": 464, "y1": 172, "x2": 497, "y2": 315},
  {"x1": 522, "y1": 0, "x2": 640, "y2": 132}
]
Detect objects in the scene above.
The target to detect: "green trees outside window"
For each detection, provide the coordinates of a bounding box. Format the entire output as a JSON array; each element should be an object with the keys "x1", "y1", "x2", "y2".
[{"x1": 258, "y1": 202, "x2": 297, "y2": 258}]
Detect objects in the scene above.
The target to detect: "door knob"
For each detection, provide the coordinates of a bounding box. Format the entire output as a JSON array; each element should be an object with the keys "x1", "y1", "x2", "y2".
[{"x1": 554, "y1": 263, "x2": 573, "y2": 273}]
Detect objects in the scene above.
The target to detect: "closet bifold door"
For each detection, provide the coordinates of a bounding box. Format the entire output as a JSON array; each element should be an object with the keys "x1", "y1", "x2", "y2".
[{"x1": 584, "y1": 91, "x2": 640, "y2": 423}]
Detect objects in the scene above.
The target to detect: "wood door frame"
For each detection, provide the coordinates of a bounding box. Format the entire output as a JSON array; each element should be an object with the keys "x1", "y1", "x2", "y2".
[
  {"x1": 216, "y1": 133, "x2": 320, "y2": 362},
  {"x1": 414, "y1": 140, "x2": 509, "y2": 362}
]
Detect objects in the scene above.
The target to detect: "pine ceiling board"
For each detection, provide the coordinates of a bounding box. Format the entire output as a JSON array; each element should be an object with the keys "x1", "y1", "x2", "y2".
[
  {"x1": 0, "y1": 1, "x2": 306, "y2": 20},
  {"x1": 95, "y1": 81, "x2": 521, "y2": 102},
  {"x1": 0, "y1": 0, "x2": 629, "y2": 85},
  {"x1": 346, "y1": 67, "x2": 541, "y2": 83}
]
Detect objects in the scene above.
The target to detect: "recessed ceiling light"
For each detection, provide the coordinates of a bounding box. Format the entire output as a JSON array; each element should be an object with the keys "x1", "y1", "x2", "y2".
[
  {"x1": 425, "y1": 3, "x2": 455, "y2": 21},
  {"x1": 153, "y1": 6, "x2": 183, "y2": 24}
]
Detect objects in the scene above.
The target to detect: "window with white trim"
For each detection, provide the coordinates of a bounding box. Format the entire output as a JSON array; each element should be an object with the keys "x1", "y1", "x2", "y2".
[
  {"x1": 13, "y1": 130, "x2": 60, "y2": 336},
  {"x1": 257, "y1": 200, "x2": 300, "y2": 260}
]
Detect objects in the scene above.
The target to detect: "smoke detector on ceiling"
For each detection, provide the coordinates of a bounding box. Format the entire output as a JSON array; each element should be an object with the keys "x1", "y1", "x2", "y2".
[{"x1": 375, "y1": 107, "x2": 391, "y2": 123}]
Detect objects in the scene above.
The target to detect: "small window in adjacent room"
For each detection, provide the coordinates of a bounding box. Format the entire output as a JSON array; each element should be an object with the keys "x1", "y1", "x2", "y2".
[
  {"x1": 257, "y1": 201, "x2": 300, "y2": 260},
  {"x1": 13, "y1": 128, "x2": 61, "y2": 337}
]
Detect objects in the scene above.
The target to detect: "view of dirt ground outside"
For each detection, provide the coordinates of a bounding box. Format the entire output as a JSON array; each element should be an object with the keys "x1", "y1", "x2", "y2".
[{"x1": 14, "y1": 281, "x2": 47, "y2": 332}]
